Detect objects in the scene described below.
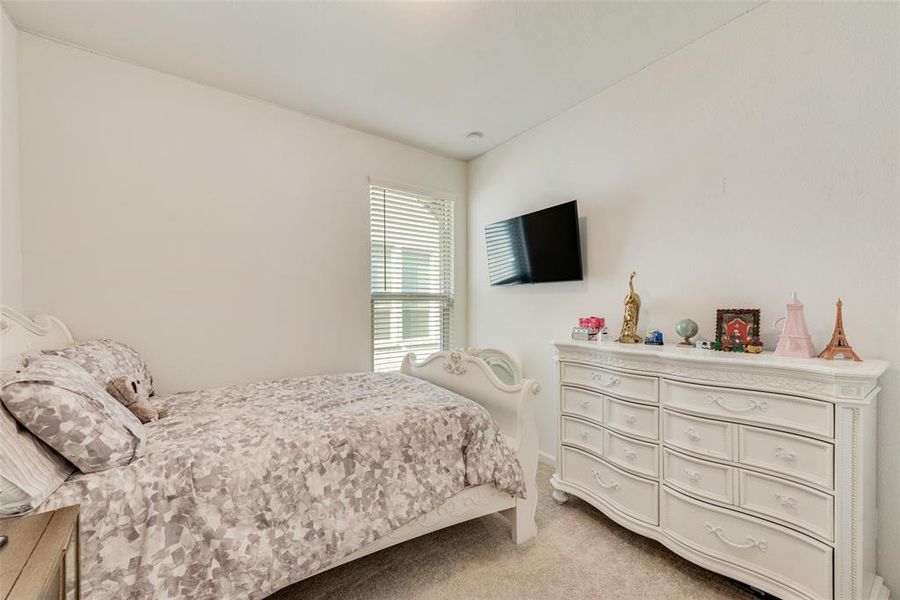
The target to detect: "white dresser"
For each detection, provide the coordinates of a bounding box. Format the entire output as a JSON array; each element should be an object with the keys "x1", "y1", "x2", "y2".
[{"x1": 551, "y1": 341, "x2": 889, "y2": 600}]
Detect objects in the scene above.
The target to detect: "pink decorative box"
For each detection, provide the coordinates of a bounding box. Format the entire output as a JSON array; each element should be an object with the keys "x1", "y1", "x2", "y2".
[{"x1": 579, "y1": 316, "x2": 605, "y2": 330}]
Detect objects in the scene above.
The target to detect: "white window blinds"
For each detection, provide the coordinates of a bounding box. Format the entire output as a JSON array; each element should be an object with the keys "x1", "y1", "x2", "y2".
[{"x1": 370, "y1": 183, "x2": 454, "y2": 372}]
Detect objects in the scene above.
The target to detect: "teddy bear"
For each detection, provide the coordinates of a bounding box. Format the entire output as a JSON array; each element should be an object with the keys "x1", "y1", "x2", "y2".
[{"x1": 106, "y1": 375, "x2": 168, "y2": 423}]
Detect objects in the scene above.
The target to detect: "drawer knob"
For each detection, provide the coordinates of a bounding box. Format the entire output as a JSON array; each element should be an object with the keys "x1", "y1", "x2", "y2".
[
  {"x1": 706, "y1": 393, "x2": 768, "y2": 413},
  {"x1": 623, "y1": 413, "x2": 637, "y2": 425},
  {"x1": 590, "y1": 468, "x2": 620, "y2": 490},
  {"x1": 774, "y1": 446, "x2": 796, "y2": 462},
  {"x1": 704, "y1": 522, "x2": 768, "y2": 552},
  {"x1": 590, "y1": 372, "x2": 621, "y2": 387},
  {"x1": 683, "y1": 468, "x2": 701, "y2": 483},
  {"x1": 684, "y1": 427, "x2": 701, "y2": 442},
  {"x1": 622, "y1": 448, "x2": 637, "y2": 460},
  {"x1": 580, "y1": 399, "x2": 591, "y2": 410},
  {"x1": 580, "y1": 430, "x2": 590, "y2": 441},
  {"x1": 775, "y1": 493, "x2": 798, "y2": 509}
]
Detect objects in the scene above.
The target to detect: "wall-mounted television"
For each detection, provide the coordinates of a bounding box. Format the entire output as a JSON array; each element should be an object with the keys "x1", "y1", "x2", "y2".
[{"x1": 485, "y1": 200, "x2": 583, "y2": 286}]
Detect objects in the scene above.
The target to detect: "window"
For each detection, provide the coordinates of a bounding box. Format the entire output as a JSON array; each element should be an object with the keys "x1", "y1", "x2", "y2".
[{"x1": 370, "y1": 183, "x2": 454, "y2": 372}]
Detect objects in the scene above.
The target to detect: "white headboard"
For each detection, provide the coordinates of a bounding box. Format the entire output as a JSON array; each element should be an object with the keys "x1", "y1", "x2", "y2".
[{"x1": 0, "y1": 305, "x2": 74, "y2": 373}]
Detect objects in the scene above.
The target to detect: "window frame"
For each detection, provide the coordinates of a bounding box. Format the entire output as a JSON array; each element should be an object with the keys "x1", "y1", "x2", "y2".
[{"x1": 368, "y1": 178, "x2": 455, "y2": 372}]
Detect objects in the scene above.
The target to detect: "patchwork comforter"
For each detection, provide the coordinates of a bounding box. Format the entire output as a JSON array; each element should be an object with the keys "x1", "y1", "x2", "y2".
[{"x1": 41, "y1": 372, "x2": 525, "y2": 599}]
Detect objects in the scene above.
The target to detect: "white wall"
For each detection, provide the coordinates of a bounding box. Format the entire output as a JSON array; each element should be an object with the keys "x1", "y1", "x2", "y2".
[
  {"x1": 17, "y1": 33, "x2": 467, "y2": 394},
  {"x1": 0, "y1": 9, "x2": 21, "y2": 310},
  {"x1": 468, "y1": 1, "x2": 900, "y2": 589}
]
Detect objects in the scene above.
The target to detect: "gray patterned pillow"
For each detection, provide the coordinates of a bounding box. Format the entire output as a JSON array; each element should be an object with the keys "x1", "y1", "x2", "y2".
[
  {"x1": 1, "y1": 356, "x2": 145, "y2": 473},
  {"x1": 44, "y1": 339, "x2": 155, "y2": 396}
]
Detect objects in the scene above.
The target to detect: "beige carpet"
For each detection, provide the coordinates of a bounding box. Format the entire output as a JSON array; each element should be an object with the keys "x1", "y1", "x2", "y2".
[{"x1": 269, "y1": 464, "x2": 752, "y2": 600}]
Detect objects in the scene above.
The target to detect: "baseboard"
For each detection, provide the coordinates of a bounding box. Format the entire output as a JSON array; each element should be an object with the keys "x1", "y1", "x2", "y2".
[{"x1": 538, "y1": 450, "x2": 556, "y2": 468}]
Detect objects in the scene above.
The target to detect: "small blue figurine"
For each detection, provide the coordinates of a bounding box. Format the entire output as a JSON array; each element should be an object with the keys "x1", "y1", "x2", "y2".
[{"x1": 644, "y1": 329, "x2": 664, "y2": 345}]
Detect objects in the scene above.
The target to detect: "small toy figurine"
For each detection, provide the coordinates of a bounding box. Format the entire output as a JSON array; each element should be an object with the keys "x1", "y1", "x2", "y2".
[
  {"x1": 745, "y1": 336, "x2": 764, "y2": 354},
  {"x1": 644, "y1": 330, "x2": 664, "y2": 345},
  {"x1": 818, "y1": 299, "x2": 861, "y2": 361},
  {"x1": 721, "y1": 329, "x2": 745, "y2": 352},
  {"x1": 617, "y1": 272, "x2": 642, "y2": 344}
]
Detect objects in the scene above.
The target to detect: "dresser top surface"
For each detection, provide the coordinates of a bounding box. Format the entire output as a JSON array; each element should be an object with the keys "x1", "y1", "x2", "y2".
[
  {"x1": 553, "y1": 340, "x2": 889, "y2": 380},
  {"x1": 0, "y1": 504, "x2": 79, "y2": 600}
]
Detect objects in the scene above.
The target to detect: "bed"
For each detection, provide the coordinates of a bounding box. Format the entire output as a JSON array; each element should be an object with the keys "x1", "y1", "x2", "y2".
[{"x1": 0, "y1": 306, "x2": 539, "y2": 599}]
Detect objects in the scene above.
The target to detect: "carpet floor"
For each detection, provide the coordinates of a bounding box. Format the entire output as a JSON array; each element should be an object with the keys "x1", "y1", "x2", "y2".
[{"x1": 269, "y1": 464, "x2": 752, "y2": 599}]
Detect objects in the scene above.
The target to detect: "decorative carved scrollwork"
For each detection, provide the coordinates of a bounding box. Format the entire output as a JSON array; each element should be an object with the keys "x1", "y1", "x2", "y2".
[
  {"x1": 590, "y1": 372, "x2": 621, "y2": 387},
  {"x1": 683, "y1": 468, "x2": 701, "y2": 483},
  {"x1": 554, "y1": 347, "x2": 850, "y2": 398},
  {"x1": 774, "y1": 446, "x2": 796, "y2": 462},
  {"x1": 774, "y1": 493, "x2": 798, "y2": 509},
  {"x1": 442, "y1": 351, "x2": 468, "y2": 376}
]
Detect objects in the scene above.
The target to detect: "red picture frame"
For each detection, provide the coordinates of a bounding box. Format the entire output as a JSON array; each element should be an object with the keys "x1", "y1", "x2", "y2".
[{"x1": 715, "y1": 308, "x2": 760, "y2": 352}]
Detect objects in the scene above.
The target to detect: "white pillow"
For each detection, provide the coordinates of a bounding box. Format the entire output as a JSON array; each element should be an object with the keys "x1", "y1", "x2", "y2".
[{"x1": 0, "y1": 403, "x2": 74, "y2": 515}]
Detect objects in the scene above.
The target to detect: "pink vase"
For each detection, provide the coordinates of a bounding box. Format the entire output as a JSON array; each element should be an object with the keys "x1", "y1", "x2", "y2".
[{"x1": 774, "y1": 292, "x2": 817, "y2": 358}]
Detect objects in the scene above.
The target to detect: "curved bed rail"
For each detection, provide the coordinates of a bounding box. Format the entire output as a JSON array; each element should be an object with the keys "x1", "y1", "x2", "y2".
[
  {"x1": 465, "y1": 346, "x2": 524, "y2": 385},
  {"x1": 400, "y1": 349, "x2": 539, "y2": 450},
  {"x1": 1, "y1": 305, "x2": 74, "y2": 374}
]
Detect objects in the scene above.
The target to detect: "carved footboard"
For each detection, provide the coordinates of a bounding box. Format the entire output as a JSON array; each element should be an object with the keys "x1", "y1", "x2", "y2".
[{"x1": 401, "y1": 349, "x2": 540, "y2": 543}]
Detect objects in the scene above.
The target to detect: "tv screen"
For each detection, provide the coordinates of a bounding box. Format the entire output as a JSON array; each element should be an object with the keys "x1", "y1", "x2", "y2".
[{"x1": 485, "y1": 200, "x2": 583, "y2": 286}]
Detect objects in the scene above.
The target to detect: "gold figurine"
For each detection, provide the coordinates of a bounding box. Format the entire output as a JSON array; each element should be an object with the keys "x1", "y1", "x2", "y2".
[{"x1": 617, "y1": 271, "x2": 642, "y2": 344}]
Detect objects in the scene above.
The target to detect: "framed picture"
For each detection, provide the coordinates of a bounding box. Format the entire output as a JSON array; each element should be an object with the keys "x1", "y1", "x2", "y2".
[{"x1": 715, "y1": 308, "x2": 760, "y2": 352}]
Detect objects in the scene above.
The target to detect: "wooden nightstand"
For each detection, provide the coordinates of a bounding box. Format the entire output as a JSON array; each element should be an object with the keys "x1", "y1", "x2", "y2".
[{"x1": 0, "y1": 505, "x2": 80, "y2": 600}]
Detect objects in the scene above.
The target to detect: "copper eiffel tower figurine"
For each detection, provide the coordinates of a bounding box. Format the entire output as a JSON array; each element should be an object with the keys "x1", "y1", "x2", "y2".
[{"x1": 818, "y1": 299, "x2": 861, "y2": 361}]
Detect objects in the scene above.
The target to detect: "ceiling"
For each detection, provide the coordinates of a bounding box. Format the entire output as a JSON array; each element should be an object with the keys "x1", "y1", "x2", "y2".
[{"x1": 3, "y1": 1, "x2": 761, "y2": 160}]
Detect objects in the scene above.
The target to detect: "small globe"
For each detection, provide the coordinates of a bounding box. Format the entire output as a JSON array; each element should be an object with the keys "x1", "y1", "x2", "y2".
[{"x1": 675, "y1": 319, "x2": 699, "y2": 341}]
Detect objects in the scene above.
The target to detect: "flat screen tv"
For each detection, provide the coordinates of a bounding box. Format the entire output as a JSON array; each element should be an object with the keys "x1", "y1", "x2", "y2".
[{"x1": 485, "y1": 200, "x2": 583, "y2": 286}]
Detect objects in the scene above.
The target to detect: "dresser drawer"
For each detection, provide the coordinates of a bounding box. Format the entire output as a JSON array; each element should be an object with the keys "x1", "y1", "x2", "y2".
[
  {"x1": 604, "y1": 428, "x2": 659, "y2": 478},
  {"x1": 663, "y1": 411, "x2": 735, "y2": 461},
  {"x1": 661, "y1": 488, "x2": 832, "y2": 600},
  {"x1": 664, "y1": 448, "x2": 735, "y2": 505},
  {"x1": 604, "y1": 396, "x2": 658, "y2": 440},
  {"x1": 739, "y1": 470, "x2": 834, "y2": 541},
  {"x1": 561, "y1": 446, "x2": 658, "y2": 525},
  {"x1": 738, "y1": 426, "x2": 834, "y2": 490},
  {"x1": 561, "y1": 416, "x2": 604, "y2": 456},
  {"x1": 560, "y1": 363, "x2": 658, "y2": 404},
  {"x1": 661, "y1": 380, "x2": 834, "y2": 438},
  {"x1": 560, "y1": 386, "x2": 603, "y2": 424}
]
